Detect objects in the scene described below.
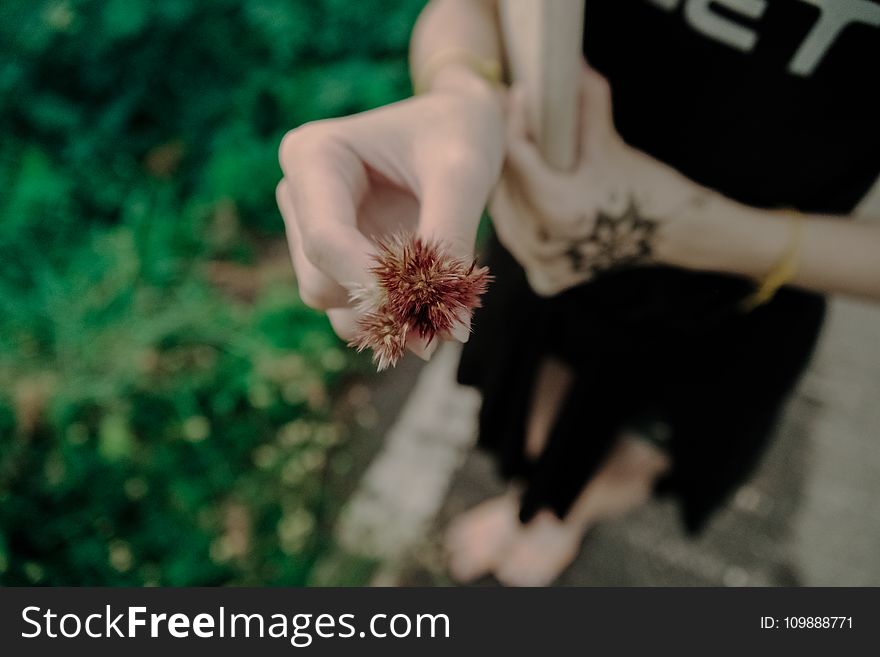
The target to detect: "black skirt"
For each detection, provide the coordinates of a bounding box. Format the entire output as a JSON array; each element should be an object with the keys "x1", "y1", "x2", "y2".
[{"x1": 457, "y1": 237, "x2": 825, "y2": 533}]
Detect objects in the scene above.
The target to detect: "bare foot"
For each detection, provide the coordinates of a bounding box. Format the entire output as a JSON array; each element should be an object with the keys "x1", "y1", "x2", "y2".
[
  {"x1": 493, "y1": 435, "x2": 671, "y2": 586},
  {"x1": 574, "y1": 434, "x2": 671, "y2": 524},
  {"x1": 493, "y1": 510, "x2": 582, "y2": 587},
  {"x1": 445, "y1": 491, "x2": 520, "y2": 583}
]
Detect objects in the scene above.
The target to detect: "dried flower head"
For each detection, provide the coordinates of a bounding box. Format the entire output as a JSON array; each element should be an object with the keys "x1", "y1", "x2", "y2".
[
  {"x1": 347, "y1": 307, "x2": 409, "y2": 372},
  {"x1": 347, "y1": 233, "x2": 491, "y2": 370}
]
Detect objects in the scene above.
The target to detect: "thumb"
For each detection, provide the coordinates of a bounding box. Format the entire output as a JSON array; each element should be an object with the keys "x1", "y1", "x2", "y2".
[
  {"x1": 414, "y1": 152, "x2": 495, "y2": 343},
  {"x1": 416, "y1": 147, "x2": 497, "y2": 260}
]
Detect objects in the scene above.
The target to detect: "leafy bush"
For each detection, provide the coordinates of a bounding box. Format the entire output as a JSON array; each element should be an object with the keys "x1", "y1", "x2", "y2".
[{"x1": 0, "y1": 0, "x2": 424, "y2": 585}]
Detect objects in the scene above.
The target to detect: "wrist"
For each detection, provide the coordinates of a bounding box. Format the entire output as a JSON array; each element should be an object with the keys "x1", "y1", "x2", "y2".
[
  {"x1": 613, "y1": 147, "x2": 716, "y2": 269},
  {"x1": 655, "y1": 191, "x2": 788, "y2": 279},
  {"x1": 613, "y1": 145, "x2": 778, "y2": 276},
  {"x1": 429, "y1": 63, "x2": 504, "y2": 109}
]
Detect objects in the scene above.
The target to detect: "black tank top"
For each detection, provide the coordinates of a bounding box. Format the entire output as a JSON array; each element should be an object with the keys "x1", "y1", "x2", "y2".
[{"x1": 583, "y1": 0, "x2": 880, "y2": 214}]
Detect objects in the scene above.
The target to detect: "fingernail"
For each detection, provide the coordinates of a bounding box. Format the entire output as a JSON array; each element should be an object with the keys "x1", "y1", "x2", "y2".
[{"x1": 451, "y1": 322, "x2": 471, "y2": 343}]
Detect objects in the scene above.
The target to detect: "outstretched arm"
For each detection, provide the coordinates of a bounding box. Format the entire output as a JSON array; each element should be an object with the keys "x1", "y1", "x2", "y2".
[
  {"x1": 657, "y1": 187, "x2": 880, "y2": 301},
  {"x1": 277, "y1": 1, "x2": 506, "y2": 356}
]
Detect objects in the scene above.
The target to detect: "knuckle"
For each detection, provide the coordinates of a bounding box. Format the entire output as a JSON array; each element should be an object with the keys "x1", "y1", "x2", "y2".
[
  {"x1": 297, "y1": 289, "x2": 322, "y2": 310},
  {"x1": 278, "y1": 121, "x2": 339, "y2": 171},
  {"x1": 278, "y1": 129, "x2": 303, "y2": 169},
  {"x1": 437, "y1": 144, "x2": 491, "y2": 182},
  {"x1": 297, "y1": 281, "x2": 332, "y2": 310},
  {"x1": 275, "y1": 179, "x2": 289, "y2": 212},
  {"x1": 299, "y1": 228, "x2": 335, "y2": 271}
]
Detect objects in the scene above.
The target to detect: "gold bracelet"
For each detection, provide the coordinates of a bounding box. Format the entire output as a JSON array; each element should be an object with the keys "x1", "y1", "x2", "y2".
[
  {"x1": 413, "y1": 48, "x2": 502, "y2": 95},
  {"x1": 740, "y1": 211, "x2": 804, "y2": 312}
]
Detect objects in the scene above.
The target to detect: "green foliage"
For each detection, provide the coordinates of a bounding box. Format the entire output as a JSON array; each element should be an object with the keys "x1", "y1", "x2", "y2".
[{"x1": 0, "y1": 0, "x2": 425, "y2": 585}]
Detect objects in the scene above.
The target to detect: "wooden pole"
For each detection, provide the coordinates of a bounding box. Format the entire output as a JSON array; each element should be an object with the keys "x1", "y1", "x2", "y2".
[
  {"x1": 500, "y1": 0, "x2": 585, "y2": 171},
  {"x1": 500, "y1": 0, "x2": 585, "y2": 294}
]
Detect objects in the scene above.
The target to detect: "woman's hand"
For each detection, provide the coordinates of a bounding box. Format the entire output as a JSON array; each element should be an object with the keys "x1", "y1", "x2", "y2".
[
  {"x1": 491, "y1": 66, "x2": 705, "y2": 296},
  {"x1": 277, "y1": 71, "x2": 504, "y2": 355},
  {"x1": 493, "y1": 65, "x2": 880, "y2": 302}
]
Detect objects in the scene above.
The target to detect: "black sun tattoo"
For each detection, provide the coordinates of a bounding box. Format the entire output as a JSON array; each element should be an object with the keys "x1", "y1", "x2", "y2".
[{"x1": 563, "y1": 198, "x2": 657, "y2": 277}]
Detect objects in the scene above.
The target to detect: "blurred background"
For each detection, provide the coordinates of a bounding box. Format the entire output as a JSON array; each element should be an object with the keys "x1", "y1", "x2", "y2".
[
  {"x1": 0, "y1": 0, "x2": 425, "y2": 586},
  {"x1": 1, "y1": 0, "x2": 878, "y2": 588}
]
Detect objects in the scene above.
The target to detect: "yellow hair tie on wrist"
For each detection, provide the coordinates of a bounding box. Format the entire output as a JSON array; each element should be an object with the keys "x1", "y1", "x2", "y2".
[
  {"x1": 413, "y1": 48, "x2": 502, "y2": 95},
  {"x1": 741, "y1": 210, "x2": 804, "y2": 312}
]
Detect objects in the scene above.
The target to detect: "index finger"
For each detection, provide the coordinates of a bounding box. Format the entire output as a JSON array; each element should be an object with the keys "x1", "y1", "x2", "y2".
[{"x1": 279, "y1": 126, "x2": 376, "y2": 289}]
